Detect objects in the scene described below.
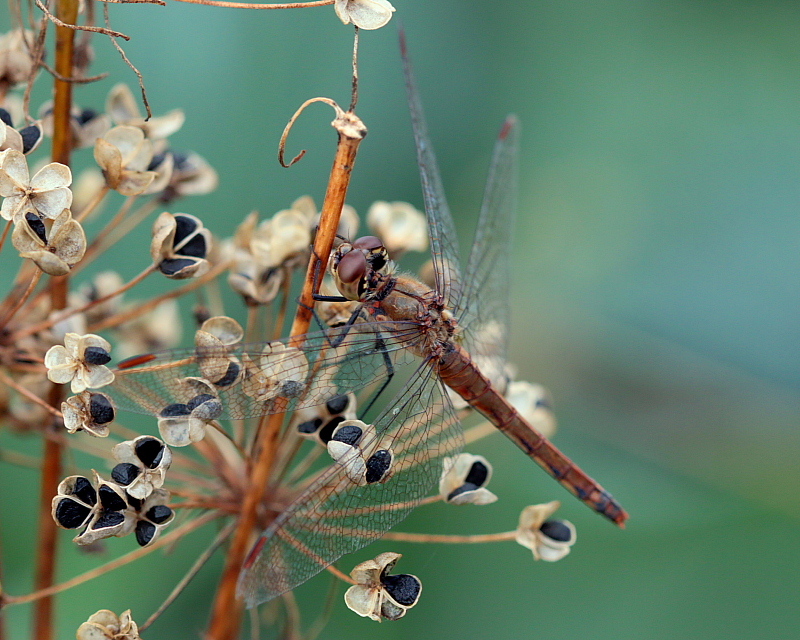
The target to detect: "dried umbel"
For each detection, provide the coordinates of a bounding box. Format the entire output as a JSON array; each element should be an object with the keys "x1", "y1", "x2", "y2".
[
  {"x1": 344, "y1": 552, "x2": 421, "y2": 621},
  {"x1": 150, "y1": 211, "x2": 212, "y2": 279},
  {"x1": 52, "y1": 472, "x2": 130, "y2": 546},
  {"x1": 62, "y1": 391, "x2": 116, "y2": 437},
  {"x1": 111, "y1": 435, "x2": 172, "y2": 500},
  {"x1": 45, "y1": 333, "x2": 114, "y2": 394},
  {"x1": 12, "y1": 208, "x2": 86, "y2": 275}
]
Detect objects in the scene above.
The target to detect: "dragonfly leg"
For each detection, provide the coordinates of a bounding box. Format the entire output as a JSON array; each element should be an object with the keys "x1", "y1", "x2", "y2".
[{"x1": 356, "y1": 333, "x2": 395, "y2": 419}]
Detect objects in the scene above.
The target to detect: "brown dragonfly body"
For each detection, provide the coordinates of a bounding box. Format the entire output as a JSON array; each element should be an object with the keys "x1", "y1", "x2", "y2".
[{"x1": 335, "y1": 246, "x2": 627, "y2": 526}]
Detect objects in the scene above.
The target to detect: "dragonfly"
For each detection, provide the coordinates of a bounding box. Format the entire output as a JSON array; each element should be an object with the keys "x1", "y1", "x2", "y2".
[{"x1": 108, "y1": 47, "x2": 628, "y2": 607}]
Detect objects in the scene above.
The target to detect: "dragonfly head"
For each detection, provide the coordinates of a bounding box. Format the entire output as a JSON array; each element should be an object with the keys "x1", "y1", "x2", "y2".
[{"x1": 331, "y1": 236, "x2": 390, "y2": 301}]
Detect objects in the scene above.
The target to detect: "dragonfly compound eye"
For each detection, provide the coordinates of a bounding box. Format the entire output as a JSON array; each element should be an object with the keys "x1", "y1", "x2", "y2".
[
  {"x1": 336, "y1": 250, "x2": 368, "y2": 285},
  {"x1": 352, "y1": 235, "x2": 384, "y2": 251}
]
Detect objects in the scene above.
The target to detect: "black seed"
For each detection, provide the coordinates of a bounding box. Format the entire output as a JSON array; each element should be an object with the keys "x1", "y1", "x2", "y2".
[
  {"x1": 172, "y1": 151, "x2": 190, "y2": 168},
  {"x1": 540, "y1": 519, "x2": 572, "y2": 542},
  {"x1": 173, "y1": 214, "x2": 198, "y2": 243},
  {"x1": 146, "y1": 504, "x2": 173, "y2": 524},
  {"x1": 25, "y1": 212, "x2": 47, "y2": 243},
  {"x1": 365, "y1": 450, "x2": 392, "y2": 484},
  {"x1": 446, "y1": 482, "x2": 479, "y2": 501},
  {"x1": 89, "y1": 393, "x2": 114, "y2": 424},
  {"x1": 325, "y1": 394, "x2": 349, "y2": 415},
  {"x1": 126, "y1": 494, "x2": 142, "y2": 510},
  {"x1": 0, "y1": 108, "x2": 12, "y2": 126},
  {"x1": 98, "y1": 485, "x2": 126, "y2": 512},
  {"x1": 380, "y1": 573, "x2": 420, "y2": 606},
  {"x1": 111, "y1": 463, "x2": 140, "y2": 486},
  {"x1": 213, "y1": 361, "x2": 240, "y2": 387},
  {"x1": 331, "y1": 424, "x2": 362, "y2": 446},
  {"x1": 297, "y1": 417, "x2": 323, "y2": 434},
  {"x1": 159, "y1": 257, "x2": 197, "y2": 276},
  {"x1": 20, "y1": 124, "x2": 43, "y2": 155},
  {"x1": 464, "y1": 460, "x2": 489, "y2": 487},
  {"x1": 160, "y1": 403, "x2": 190, "y2": 417},
  {"x1": 148, "y1": 150, "x2": 169, "y2": 171},
  {"x1": 187, "y1": 393, "x2": 215, "y2": 411},
  {"x1": 135, "y1": 437, "x2": 164, "y2": 468},
  {"x1": 318, "y1": 417, "x2": 343, "y2": 444},
  {"x1": 535, "y1": 396, "x2": 552, "y2": 410},
  {"x1": 92, "y1": 510, "x2": 125, "y2": 530},
  {"x1": 72, "y1": 476, "x2": 97, "y2": 506},
  {"x1": 281, "y1": 380, "x2": 304, "y2": 399},
  {"x1": 55, "y1": 498, "x2": 92, "y2": 528},
  {"x1": 77, "y1": 108, "x2": 98, "y2": 125},
  {"x1": 178, "y1": 233, "x2": 207, "y2": 259},
  {"x1": 135, "y1": 521, "x2": 156, "y2": 546},
  {"x1": 83, "y1": 346, "x2": 111, "y2": 365}
]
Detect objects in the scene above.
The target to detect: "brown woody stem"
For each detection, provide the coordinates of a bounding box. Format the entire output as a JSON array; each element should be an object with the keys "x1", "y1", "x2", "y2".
[{"x1": 205, "y1": 109, "x2": 366, "y2": 640}]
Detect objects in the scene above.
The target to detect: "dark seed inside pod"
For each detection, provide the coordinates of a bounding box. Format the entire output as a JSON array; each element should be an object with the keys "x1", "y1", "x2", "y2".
[
  {"x1": 92, "y1": 510, "x2": 125, "y2": 530},
  {"x1": 98, "y1": 485, "x2": 127, "y2": 512},
  {"x1": 173, "y1": 214, "x2": 198, "y2": 244},
  {"x1": 72, "y1": 476, "x2": 97, "y2": 506},
  {"x1": 20, "y1": 124, "x2": 43, "y2": 155},
  {"x1": 318, "y1": 416, "x2": 344, "y2": 444},
  {"x1": 365, "y1": 449, "x2": 392, "y2": 484},
  {"x1": 464, "y1": 460, "x2": 489, "y2": 487},
  {"x1": 159, "y1": 257, "x2": 197, "y2": 276},
  {"x1": 331, "y1": 423, "x2": 363, "y2": 446},
  {"x1": 446, "y1": 482, "x2": 480, "y2": 502},
  {"x1": 25, "y1": 212, "x2": 47, "y2": 243},
  {"x1": 297, "y1": 417, "x2": 323, "y2": 434},
  {"x1": 213, "y1": 361, "x2": 240, "y2": 387},
  {"x1": 325, "y1": 394, "x2": 349, "y2": 415},
  {"x1": 146, "y1": 505, "x2": 173, "y2": 524},
  {"x1": 280, "y1": 380, "x2": 304, "y2": 399},
  {"x1": 135, "y1": 437, "x2": 165, "y2": 468},
  {"x1": 83, "y1": 346, "x2": 112, "y2": 366},
  {"x1": 126, "y1": 495, "x2": 143, "y2": 510},
  {"x1": 179, "y1": 233, "x2": 207, "y2": 259},
  {"x1": 540, "y1": 519, "x2": 572, "y2": 542},
  {"x1": 89, "y1": 393, "x2": 115, "y2": 424},
  {"x1": 77, "y1": 108, "x2": 98, "y2": 125},
  {"x1": 160, "y1": 403, "x2": 190, "y2": 418},
  {"x1": 0, "y1": 108, "x2": 12, "y2": 126},
  {"x1": 55, "y1": 498, "x2": 92, "y2": 529},
  {"x1": 380, "y1": 573, "x2": 421, "y2": 606},
  {"x1": 111, "y1": 463, "x2": 141, "y2": 486},
  {"x1": 187, "y1": 394, "x2": 223, "y2": 420},
  {"x1": 135, "y1": 521, "x2": 157, "y2": 546},
  {"x1": 535, "y1": 396, "x2": 552, "y2": 409},
  {"x1": 187, "y1": 393, "x2": 215, "y2": 411}
]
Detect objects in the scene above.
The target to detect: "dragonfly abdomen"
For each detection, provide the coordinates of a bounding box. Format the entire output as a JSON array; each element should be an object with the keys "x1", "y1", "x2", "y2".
[{"x1": 438, "y1": 345, "x2": 629, "y2": 527}]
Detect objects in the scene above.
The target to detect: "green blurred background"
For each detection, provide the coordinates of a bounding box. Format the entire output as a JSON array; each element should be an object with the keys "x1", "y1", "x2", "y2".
[{"x1": 2, "y1": 1, "x2": 799, "y2": 638}]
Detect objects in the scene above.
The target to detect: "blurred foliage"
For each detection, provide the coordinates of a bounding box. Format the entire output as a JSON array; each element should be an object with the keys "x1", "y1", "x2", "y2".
[{"x1": 2, "y1": 1, "x2": 799, "y2": 638}]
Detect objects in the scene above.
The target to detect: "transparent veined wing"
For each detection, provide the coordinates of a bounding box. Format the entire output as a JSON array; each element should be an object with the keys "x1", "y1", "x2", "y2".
[
  {"x1": 237, "y1": 360, "x2": 463, "y2": 606},
  {"x1": 107, "y1": 320, "x2": 424, "y2": 420},
  {"x1": 401, "y1": 33, "x2": 464, "y2": 312},
  {"x1": 453, "y1": 116, "x2": 519, "y2": 374}
]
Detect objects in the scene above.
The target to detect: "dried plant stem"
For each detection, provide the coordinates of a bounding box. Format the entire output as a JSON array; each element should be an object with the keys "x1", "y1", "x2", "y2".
[
  {"x1": 380, "y1": 530, "x2": 517, "y2": 544},
  {"x1": 3, "y1": 512, "x2": 222, "y2": 607},
  {"x1": 35, "y1": 0, "x2": 129, "y2": 39},
  {"x1": 324, "y1": 564, "x2": 355, "y2": 584},
  {"x1": 88, "y1": 259, "x2": 231, "y2": 333},
  {"x1": 172, "y1": 0, "x2": 333, "y2": 9},
  {"x1": 0, "y1": 221, "x2": 11, "y2": 255},
  {"x1": 0, "y1": 269, "x2": 41, "y2": 330},
  {"x1": 139, "y1": 519, "x2": 237, "y2": 632},
  {"x1": 73, "y1": 184, "x2": 110, "y2": 223},
  {"x1": 206, "y1": 106, "x2": 367, "y2": 640},
  {"x1": 0, "y1": 370, "x2": 61, "y2": 417},
  {"x1": 11, "y1": 264, "x2": 156, "y2": 341},
  {"x1": 464, "y1": 420, "x2": 496, "y2": 445},
  {"x1": 32, "y1": 1, "x2": 79, "y2": 633}
]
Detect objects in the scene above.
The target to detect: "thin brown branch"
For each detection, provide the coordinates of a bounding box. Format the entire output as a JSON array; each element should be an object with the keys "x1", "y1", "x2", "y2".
[
  {"x1": 0, "y1": 269, "x2": 40, "y2": 330},
  {"x1": 171, "y1": 0, "x2": 333, "y2": 9},
  {"x1": 139, "y1": 519, "x2": 236, "y2": 632},
  {"x1": 39, "y1": 60, "x2": 109, "y2": 83},
  {"x1": 103, "y1": 3, "x2": 151, "y2": 118},
  {"x1": 278, "y1": 97, "x2": 340, "y2": 168},
  {"x1": 3, "y1": 512, "x2": 222, "y2": 606},
  {"x1": 349, "y1": 26, "x2": 359, "y2": 112},
  {"x1": 35, "y1": 0, "x2": 130, "y2": 39},
  {"x1": 380, "y1": 530, "x2": 517, "y2": 544},
  {"x1": 0, "y1": 370, "x2": 62, "y2": 418}
]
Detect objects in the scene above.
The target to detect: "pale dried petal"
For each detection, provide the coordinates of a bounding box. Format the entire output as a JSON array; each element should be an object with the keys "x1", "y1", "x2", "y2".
[
  {"x1": 30, "y1": 188, "x2": 72, "y2": 219},
  {"x1": 334, "y1": 0, "x2": 395, "y2": 29},
  {"x1": 93, "y1": 137, "x2": 123, "y2": 186},
  {"x1": 344, "y1": 584, "x2": 383, "y2": 622},
  {"x1": 44, "y1": 344, "x2": 71, "y2": 369},
  {"x1": 30, "y1": 162, "x2": 71, "y2": 191},
  {"x1": 117, "y1": 169, "x2": 156, "y2": 196},
  {"x1": 0, "y1": 148, "x2": 29, "y2": 189}
]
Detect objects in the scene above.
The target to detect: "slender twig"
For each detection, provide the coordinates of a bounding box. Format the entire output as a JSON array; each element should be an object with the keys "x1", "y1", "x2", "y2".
[
  {"x1": 103, "y1": 3, "x2": 151, "y2": 118},
  {"x1": 278, "y1": 97, "x2": 340, "y2": 168},
  {"x1": 0, "y1": 370, "x2": 62, "y2": 418},
  {"x1": 139, "y1": 520, "x2": 236, "y2": 632},
  {"x1": 0, "y1": 221, "x2": 11, "y2": 255},
  {"x1": 349, "y1": 27, "x2": 359, "y2": 112},
  {"x1": 324, "y1": 564, "x2": 355, "y2": 584},
  {"x1": 2, "y1": 512, "x2": 222, "y2": 606},
  {"x1": 73, "y1": 184, "x2": 111, "y2": 224},
  {"x1": 172, "y1": 0, "x2": 333, "y2": 8},
  {"x1": 39, "y1": 61, "x2": 108, "y2": 83},
  {"x1": 380, "y1": 530, "x2": 517, "y2": 544},
  {"x1": 0, "y1": 269, "x2": 41, "y2": 330},
  {"x1": 35, "y1": 0, "x2": 130, "y2": 39}
]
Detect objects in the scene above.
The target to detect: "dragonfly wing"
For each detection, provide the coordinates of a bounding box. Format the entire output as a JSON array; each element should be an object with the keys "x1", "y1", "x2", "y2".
[
  {"x1": 107, "y1": 321, "x2": 422, "y2": 420},
  {"x1": 237, "y1": 362, "x2": 463, "y2": 607},
  {"x1": 453, "y1": 117, "x2": 519, "y2": 371},
  {"x1": 401, "y1": 35, "x2": 464, "y2": 311}
]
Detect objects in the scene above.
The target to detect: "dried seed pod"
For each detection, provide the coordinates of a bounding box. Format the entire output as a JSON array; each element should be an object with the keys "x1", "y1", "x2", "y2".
[
  {"x1": 112, "y1": 435, "x2": 172, "y2": 499},
  {"x1": 438, "y1": 453, "x2": 498, "y2": 505},
  {"x1": 62, "y1": 391, "x2": 116, "y2": 437},
  {"x1": 150, "y1": 211, "x2": 212, "y2": 279},
  {"x1": 156, "y1": 377, "x2": 221, "y2": 447},
  {"x1": 45, "y1": 333, "x2": 114, "y2": 394},
  {"x1": 345, "y1": 552, "x2": 421, "y2": 622},
  {"x1": 126, "y1": 488, "x2": 174, "y2": 547},
  {"x1": 292, "y1": 392, "x2": 357, "y2": 445},
  {"x1": 0, "y1": 149, "x2": 72, "y2": 221},
  {"x1": 515, "y1": 500, "x2": 577, "y2": 562},
  {"x1": 11, "y1": 208, "x2": 86, "y2": 275},
  {"x1": 334, "y1": 0, "x2": 396, "y2": 30}
]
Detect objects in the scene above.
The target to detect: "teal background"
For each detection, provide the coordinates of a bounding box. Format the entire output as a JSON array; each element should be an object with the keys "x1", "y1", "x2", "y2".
[{"x1": 2, "y1": 1, "x2": 799, "y2": 638}]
